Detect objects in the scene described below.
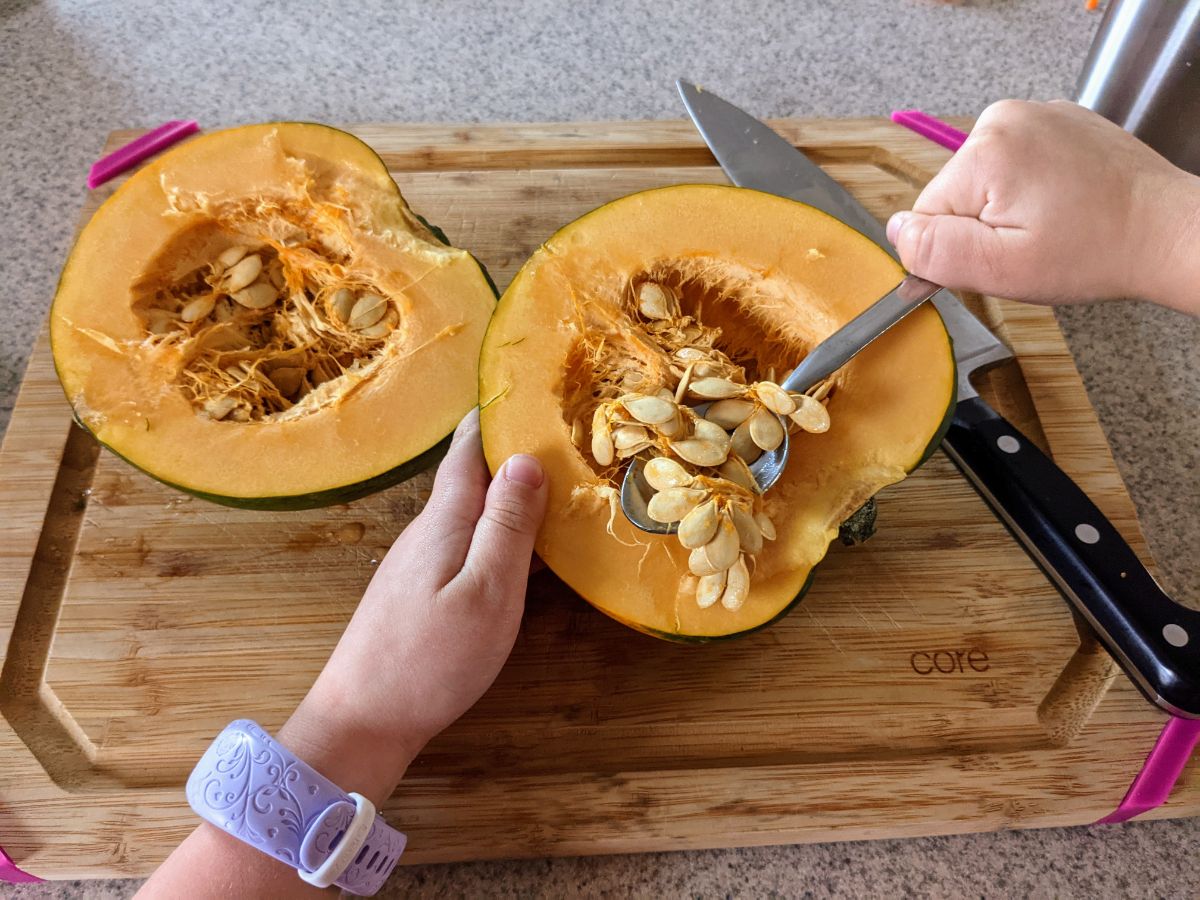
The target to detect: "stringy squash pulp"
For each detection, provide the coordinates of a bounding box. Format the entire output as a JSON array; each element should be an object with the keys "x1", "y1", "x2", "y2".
[
  {"x1": 480, "y1": 185, "x2": 955, "y2": 641},
  {"x1": 51, "y1": 123, "x2": 496, "y2": 508}
]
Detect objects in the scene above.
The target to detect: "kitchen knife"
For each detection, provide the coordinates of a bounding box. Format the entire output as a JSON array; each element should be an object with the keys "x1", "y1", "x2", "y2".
[{"x1": 678, "y1": 80, "x2": 1200, "y2": 718}]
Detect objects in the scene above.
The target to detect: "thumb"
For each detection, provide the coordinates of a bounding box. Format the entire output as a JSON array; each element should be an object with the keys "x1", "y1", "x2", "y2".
[
  {"x1": 887, "y1": 210, "x2": 1005, "y2": 293},
  {"x1": 460, "y1": 454, "x2": 549, "y2": 597}
]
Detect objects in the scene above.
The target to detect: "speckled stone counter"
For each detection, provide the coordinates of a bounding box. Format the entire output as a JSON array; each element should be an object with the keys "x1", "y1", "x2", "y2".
[{"x1": 2, "y1": 1, "x2": 1197, "y2": 897}]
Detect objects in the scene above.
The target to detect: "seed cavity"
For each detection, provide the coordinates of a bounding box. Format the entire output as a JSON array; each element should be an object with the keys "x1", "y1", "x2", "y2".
[
  {"x1": 136, "y1": 229, "x2": 404, "y2": 424},
  {"x1": 577, "y1": 272, "x2": 836, "y2": 611}
]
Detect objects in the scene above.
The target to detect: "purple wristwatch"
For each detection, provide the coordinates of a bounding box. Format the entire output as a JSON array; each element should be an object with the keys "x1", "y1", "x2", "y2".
[{"x1": 187, "y1": 720, "x2": 406, "y2": 895}]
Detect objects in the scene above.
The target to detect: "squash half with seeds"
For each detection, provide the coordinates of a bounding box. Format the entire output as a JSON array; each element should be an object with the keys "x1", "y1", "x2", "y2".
[
  {"x1": 51, "y1": 123, "x2": 496, "y2": 509},
  {"x1": 480, "y1": 185, "x2": 955, "y2": 641}
]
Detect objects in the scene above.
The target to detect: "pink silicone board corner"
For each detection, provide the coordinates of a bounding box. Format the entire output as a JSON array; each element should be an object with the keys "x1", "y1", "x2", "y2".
[
  {"x1": 890, "y1": 109, "x2": 968, "y2": 153},
  {"x1": 1095, "y1": 716, "x2": 1200, "y2": 824},
  {"x1": 0, "y1": 844, "x2": 43, "y2": 884},
  {"x1": 87, "y1": 119, "x2": 199, "y2": 189}
]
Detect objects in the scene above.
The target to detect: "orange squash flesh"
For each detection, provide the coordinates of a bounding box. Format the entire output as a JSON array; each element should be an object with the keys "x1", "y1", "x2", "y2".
[
  {"x1": 51, "y1": 123, "x2": 496, "y2": 508},
  {"x1": 479, "y1": 185, "x2": 955, "y2": 641}
]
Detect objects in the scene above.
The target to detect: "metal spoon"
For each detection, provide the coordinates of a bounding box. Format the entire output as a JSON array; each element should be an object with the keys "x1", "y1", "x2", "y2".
[{"x1": 620, "y1": 273, "x2": 943, "y2": 534}]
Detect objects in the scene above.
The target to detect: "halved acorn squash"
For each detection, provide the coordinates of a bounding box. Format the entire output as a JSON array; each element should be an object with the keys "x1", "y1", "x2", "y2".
[
  {"x1": 51, "y1": 123, "x2": 496, "y2": 509},
  {"x1": 479, "y1": 184, "x2": 955, "y2": 641}
]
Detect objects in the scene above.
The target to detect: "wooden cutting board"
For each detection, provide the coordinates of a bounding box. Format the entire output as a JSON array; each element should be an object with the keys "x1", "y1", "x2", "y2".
[{"x1": 1, "y1": 120, "x2": 1195, "y2": 880}]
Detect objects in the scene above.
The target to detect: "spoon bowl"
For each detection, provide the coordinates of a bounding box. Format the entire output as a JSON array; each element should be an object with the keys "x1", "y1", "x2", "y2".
[{"x1": 619, "y1": 273, "x2": 942, "y2": 533}]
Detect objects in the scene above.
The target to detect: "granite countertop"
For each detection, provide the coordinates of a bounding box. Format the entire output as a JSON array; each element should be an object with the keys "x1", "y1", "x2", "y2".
[{"x1": 3, "y1": 0, "x2": 1198, "y2": 896}]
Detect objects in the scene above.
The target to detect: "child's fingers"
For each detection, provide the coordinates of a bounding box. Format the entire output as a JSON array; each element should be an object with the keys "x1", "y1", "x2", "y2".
[
  {"x1": 404, "y1": 409, "x2": 491, "y2": 586},
  {"x1": 458, "y1": 454, "x2": 548, "y2": 608},
  {"x1": 888, "y1": 211, "x2": 1010, "y2": 294}
]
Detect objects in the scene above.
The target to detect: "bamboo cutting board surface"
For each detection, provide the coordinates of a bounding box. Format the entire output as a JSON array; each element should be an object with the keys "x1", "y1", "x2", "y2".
[{"x1": 1, "y1": 120, "x2": 1195, "y2": 879}]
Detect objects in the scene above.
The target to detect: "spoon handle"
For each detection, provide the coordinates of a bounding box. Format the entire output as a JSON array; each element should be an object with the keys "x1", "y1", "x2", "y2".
[{"x1": 779, "y1": 273, "x2": 942, "y2": 395}]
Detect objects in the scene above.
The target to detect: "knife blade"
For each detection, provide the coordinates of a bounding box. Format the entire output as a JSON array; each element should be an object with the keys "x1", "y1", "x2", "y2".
[{"x1": 678, "y1": 79, "x2": 1200, "y2": 718}]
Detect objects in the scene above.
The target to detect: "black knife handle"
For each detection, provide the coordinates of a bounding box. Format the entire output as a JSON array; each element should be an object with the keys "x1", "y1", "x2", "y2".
[{"x1": 942, "y1": 396, "x2": 1200, "y2": 717}]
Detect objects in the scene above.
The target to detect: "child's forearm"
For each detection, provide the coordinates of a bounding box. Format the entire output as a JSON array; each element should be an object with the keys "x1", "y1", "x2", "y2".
[
  {"x1": 1146, "y1": 172, "x2": 1200, "y2": 316},
  {"x1": 136, "y1": 702, "x2": 415, "y2": 899}
]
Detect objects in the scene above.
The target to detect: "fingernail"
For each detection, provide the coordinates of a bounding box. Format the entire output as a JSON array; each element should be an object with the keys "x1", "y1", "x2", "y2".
[
  {"x1": 504, "y1": 454, "x2": 544, "y2": 487},
  {"x1": 886, "y1": 211, "x2": 910, "y2": 245},
  {"x1": 451, "y1": 407, "x2": 480, "y2": 445}
]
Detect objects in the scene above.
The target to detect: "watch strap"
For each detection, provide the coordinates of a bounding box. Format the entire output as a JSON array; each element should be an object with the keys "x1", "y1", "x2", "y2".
[{"x1": 187, "y1": 719, "x2": 405, "y2": 895}]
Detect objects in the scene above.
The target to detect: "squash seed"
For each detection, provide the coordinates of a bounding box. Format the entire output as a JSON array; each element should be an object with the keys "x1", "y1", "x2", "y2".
[
  {"x1": 689, "y1": 377, "x2": 746, "y2": 400},
  {"x1": 644, "y1": 457, "x2": 694, "y2": 491},
  {"x1": 809, "y1": 378, "x2": 834, "y2": 402},
  {"x1": 656, "y1": 409, "x2": 685, "y2": 438},
  {"x1": 755, "y1": 511, "x2": 776, "y2": 541},
  {"x1": 637, "y1": 282, "x2": 676, "y2": 320},
  {"x1": 677, "y1": 498, "x2": 719, "y2": 549},
  {"x1": 703, "y1": 514, "x2": 741, "y2": 571},
  {"x1": 145, "y1": 308, "x2": 174, "y2": 335},
  {"x1": 748, "y1": 407, "x2": 785, "y2": 451},
  {"x1": 670, "y1": 438, "x2": 728, "y2": 467},
  {"x1": 721, "y1": 555, "x2": 750, "y2": 610},
  {"x1": 267, "y1": 259, "x2": 286, "y2": 289},
  {"x1": 231, "y1": 282, "x2": 278, "y2": 310},
  {"x1": 216, "y1": 245, "x2": 249, "y2": 270},
  {"x1": 349, "y1": 293, "x2": 388, "y2": 330},
  {"x1": 705, "y1": 398, "x2": 756, "y2": 430},
  {"x1": 688, "y1": 545, "x2": 722, "y2": 577},
  {"x1": 718, "y1": 455, "x2": 760, "y2": 494},
  {"x1": 613, "y1": 424, "x2": 650, "y2": 450},
  {"x1": 674, "y1": 363, "x2": 695, "y2": 403},
  {"x1": 591, "y1": 406, "x2": 615, "y2": 466},
  {"x1": 756, "y1": 381, "x2": 797, "y2": 416},
  {"x1": 203, "y1": 396, "x2": 237, "y2": 420},
  {"x1": 691, "y1": 416, "x2": 731, "y2": 447},
  {"x1": 180, "y1": 296, "x2": 215, "y2": 323},
  {"x1": 730, "y1": 419, "x2": 762, "y2": 463},
  {"x1": 789, "y1": 393, "x2": 831, "y2": 433},
  {"x1": 647, "y1": 487, "x2": 706, "y2": 523},
  {"x1": 329, "y1": 288, "x2": 356, "y2": 323},
  {"x1": 730, "y1": 504, "x2": 763, "y2": 554},
  {"x1": 622, "y1": 394, "x2": 677, "y2": 425},
  {"x1": 223, "y1": 254, "x2": 263, "y2": 293},
  {"x1": 357, "y1": 307, "x2": 399, "y2": 339},
  {"x1": 616, "y1": 440, "x2": 653, "y2": 459},
  {"x1": 696, "y1": 570, "x2": 727, "y2": 609}
]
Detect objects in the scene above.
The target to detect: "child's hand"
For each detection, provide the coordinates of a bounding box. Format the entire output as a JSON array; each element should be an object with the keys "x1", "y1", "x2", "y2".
[
  {"x1": 139, "y1": 412, "x2": 546, "y2": 898},
  {"x1": 278, "y1": 408, "x2": 548, "y2": 804},
  {"x1": 886, "y1": 100, "x2": 1200, "y2": 313}
]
